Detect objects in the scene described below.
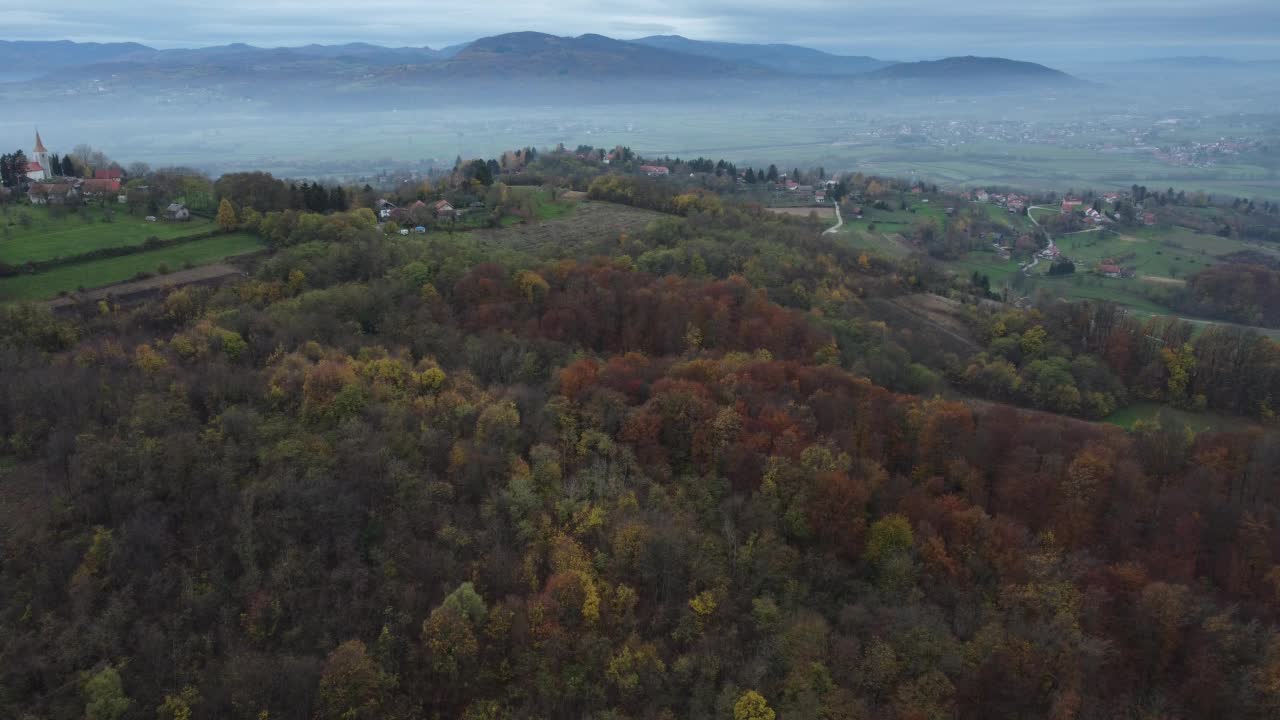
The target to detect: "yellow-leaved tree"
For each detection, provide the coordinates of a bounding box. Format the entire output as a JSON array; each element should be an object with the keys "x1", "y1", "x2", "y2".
[{"x1": 216, "y1": 198, "x2": 238, "y2": 233}]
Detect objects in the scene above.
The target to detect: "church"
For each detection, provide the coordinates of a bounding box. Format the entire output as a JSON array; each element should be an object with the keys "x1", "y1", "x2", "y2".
[{"x1": 25, "y1": 131, "x2": 52, "y2": 182}]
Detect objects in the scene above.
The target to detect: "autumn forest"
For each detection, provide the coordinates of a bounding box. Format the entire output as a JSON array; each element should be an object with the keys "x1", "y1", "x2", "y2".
[{"x1": 3, "y1": 155, "x2": 1280, "y2": 720}]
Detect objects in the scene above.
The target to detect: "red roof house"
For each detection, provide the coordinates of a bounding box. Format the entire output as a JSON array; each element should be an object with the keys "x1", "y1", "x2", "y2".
[
  {"x1": 94, "y1": 168, "x2": 123, "y2": 180},
  {"x1": 80, "y1": 178, "x2": 122, "y2": 194}
]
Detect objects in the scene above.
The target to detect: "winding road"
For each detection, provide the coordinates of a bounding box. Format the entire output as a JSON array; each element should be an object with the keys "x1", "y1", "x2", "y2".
[
  {"x1": 823, "y1": 201, "x2": 844, "y2": 235},
  {"x1": 1021, "y1": 205, "x2": 1057, "y2": 274}
]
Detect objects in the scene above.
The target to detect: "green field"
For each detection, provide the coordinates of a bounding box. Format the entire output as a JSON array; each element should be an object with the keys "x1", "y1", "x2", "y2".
[
  {"x1": 950, "y1": 253, "x2": 1023, "y2": 286},
  {"x1": 1050, "y1": 225, "x2": 1280, "y2": 280},
  {"x1": 0, "y1": 206, "x2": 216, "y2": 264},
  {"x1": 1026, "y1": 275, "x2": 1177, "y2": 314},
  {"x1": 0, "y1": 233, "x2": 263, "y2": 301},
  {"x1": 1104, "y1": 402, "x2": 1259, "y2": 433},
  {"x1": 839, "y1": 197, "x2": 948, "y2": 235}
]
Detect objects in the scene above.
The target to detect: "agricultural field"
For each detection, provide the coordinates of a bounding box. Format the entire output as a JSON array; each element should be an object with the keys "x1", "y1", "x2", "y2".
[
  {"x1": 0, "y1": 232, "x2": 262, "y2": 301},
  {"x1": 765, "y1": 206, "x2": 835, "y2": 219},
  {"x1": 0, "y1": 205, "x2": 218, "y2": 264},
  {"x1": 1051, "y1": 224, "x2": 1280, "y2": 280},
  {"x1": 462, "y1": 199, "x2": 665, "y2": 256},
  {"x1": 838, "y1": 196, "x2": 949, "y2": 235}
]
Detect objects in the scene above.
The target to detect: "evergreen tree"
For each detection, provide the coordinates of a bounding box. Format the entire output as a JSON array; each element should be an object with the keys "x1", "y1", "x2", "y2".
[
  {"x1": 328, "y1": 186, "x2": 348, "y2": 212},
  {"x1": 61, "y1": 155, "x2": 76, "y2": 177},
  {"x1": 49, "y1": 153, "x2": 61, "y2": 177},
  {"x1": 470, "y1": 160, "x2": 494, "y2": 186},
  {"x1": 766, "y1": 164, "x2": 779, "y2": 182}
]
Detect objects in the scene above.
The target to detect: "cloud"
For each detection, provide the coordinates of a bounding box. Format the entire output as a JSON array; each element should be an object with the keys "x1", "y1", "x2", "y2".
[{"x1": 3, "y1": 0, "x2": 1277, "y2": 61}]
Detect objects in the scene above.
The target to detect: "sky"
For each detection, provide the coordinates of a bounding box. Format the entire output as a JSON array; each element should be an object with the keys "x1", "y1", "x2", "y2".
[{"x1": 4, "y1": 0, "x2": 1280, "y2": 63}]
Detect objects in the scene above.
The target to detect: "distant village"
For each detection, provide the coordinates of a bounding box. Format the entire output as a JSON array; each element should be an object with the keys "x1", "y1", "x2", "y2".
[{"x1": 0, "y1": 132, "x2": 194, "y2": 221}]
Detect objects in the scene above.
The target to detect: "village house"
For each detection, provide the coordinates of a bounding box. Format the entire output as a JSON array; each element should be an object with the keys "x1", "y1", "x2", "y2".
[
  {"x1": 80, "y1": 178, "x2": 122, "y2": 198},
  {"x1": 639, "y1": 165, "x2": 669, "y2": 177},
  {"x1": 814, "y1": 191, "x2": 827, "y2": 203},
  {"x1": 27, "y1": 183, "x2": 76, "y2": 205},
  {"x1": 1061, "y1": 198, "x2": 1083, "y2": 214},
  {"x1": 433, "y1": 200, "x2": 455, "y2": 219},
  {"x1": 1143, "y1": 212, "x2": 1157, "y2": 226},
  {"x1": 166, "y1": 203, "x2": 191, "y2": 221},
  {"x1": 375, "y1": 199, "x2": 397, "y2": 219},
  {"x1": 976, "y1": 190, "x2": 990, "y2": 203},
  {"x1": 1097, "y1": 263, "x2": 1123, "y2": 278},
  {"x1": 94, "y1": 167, "x2": 123, "y2": 181}
]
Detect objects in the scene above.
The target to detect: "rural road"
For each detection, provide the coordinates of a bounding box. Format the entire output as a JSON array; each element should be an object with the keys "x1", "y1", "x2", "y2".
[
  {"x1": 1022, "y1": 205, "x2": 1058, "y2": 274},
  {"x1": 823, "y1": 201, "x2": 844, "y2": 235}
]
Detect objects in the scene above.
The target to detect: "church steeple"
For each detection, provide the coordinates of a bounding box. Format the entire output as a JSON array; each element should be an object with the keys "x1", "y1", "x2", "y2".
[{"x1": 30, "y1": 130, "x2": 51, "y2": 179}]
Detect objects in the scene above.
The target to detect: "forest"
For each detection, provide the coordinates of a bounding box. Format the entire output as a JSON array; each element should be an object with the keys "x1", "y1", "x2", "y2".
[{"x1": 3, "y1": 161, "x2": 1280, "y2": 720}]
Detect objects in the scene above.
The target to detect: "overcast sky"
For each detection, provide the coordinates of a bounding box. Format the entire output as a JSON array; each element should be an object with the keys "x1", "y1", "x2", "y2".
[{"x1": 5, "y1": 0, "x2": 1279, "y2": 63}]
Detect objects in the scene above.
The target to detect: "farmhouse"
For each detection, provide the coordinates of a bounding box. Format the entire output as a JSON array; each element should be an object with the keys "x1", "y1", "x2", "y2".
[
  {"x1": 1061, "y1": 199, "x2": 1083, "y2": 214},
  {"x1": 639, "y1": 165, "x2": 669, "y2": 177},
  {"x1": 94, "y1": 168, "x2": 123, "y2": 181},
  {"x1": 375, "y1": 199, "x2": 397, "y2": 219},
  {"x1": 1143, "y1": 212, "x2": 1157, "y2": 226},
  {"x1": 28, "y1": 183, "x2": 76, "y2": 205},
  {"x1": 80, "y1": 178, "x2": 122, "y2": 196},
  {"x1": 1097, "y1": 263, "x2": 1123, "y2": 278},
  {"x1": 166, "y1": 203, "x2": 191, "y2": 221},
  {"x1": 433, "y1": 200, "x2": 455, "y2": 219}
]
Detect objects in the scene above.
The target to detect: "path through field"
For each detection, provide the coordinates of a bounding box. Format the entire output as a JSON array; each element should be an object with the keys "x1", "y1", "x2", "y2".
[
  {"x1": 1022, "y1": 205, "x2": 1057, "y2": 273},
  {"x1": 822, "y1": 202, "x2": 843, "y2": 235}
]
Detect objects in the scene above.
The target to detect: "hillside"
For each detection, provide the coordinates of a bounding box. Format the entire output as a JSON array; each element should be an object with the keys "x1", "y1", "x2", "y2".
[
  {"x1": 434, "y1": 32, "x2": 760, "y2": 78},
  {"x1": 0, "y1": 35, "x2": 1100, "y2": 107},
  {"x1": 870, "y1": 55, "x2": 1079, "y2": 84},
  {"x1": 631, "y1": 34, "x2": 888, "y2": 75},
  {"x1": 3, "y1": 155, "x2": 1280, "y2": 720}
]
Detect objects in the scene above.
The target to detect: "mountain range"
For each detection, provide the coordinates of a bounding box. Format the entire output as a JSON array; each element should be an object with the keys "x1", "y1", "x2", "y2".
[{"x1": 0, "y1": 32, "x2": 1084, "y2": 106}]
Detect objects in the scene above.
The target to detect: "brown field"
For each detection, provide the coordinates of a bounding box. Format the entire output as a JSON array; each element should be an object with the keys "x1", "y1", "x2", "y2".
[
  {"x1": 766, "y1": 206, "x2": 835, "y2": 219},
  {"x1": 46, "y1": 262, "x2": 248, "y2": 313},
  {"x1": 1138, "y1": 275, "x2": 1187, "y2": 286},
  {"x1": 467, "y1": 200, "x2": 668, "y2": 255},
  {"x1": 864, "y1": 293, "x2": 982, "y2": 357}
]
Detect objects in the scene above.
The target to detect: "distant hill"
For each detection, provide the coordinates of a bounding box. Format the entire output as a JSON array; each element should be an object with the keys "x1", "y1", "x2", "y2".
[
  {"x1": 0, "y1": 35, "x2": 1093, "y2": 107},
  {"x1": 631, "y1": 35, "x2": 888, "y2": 75},
  {"x1": 433, "y1": 32, "x2": 757, "y2": 78},
  {"x1": 0, "y1": 40, "x2": 157, "y2": 80},
  {"x1": 870, "y1": 56, "x2": 1079, "y2": 84},
  {"x1": 0, "y1": 39, "x2": 156, "y2": 66}
]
